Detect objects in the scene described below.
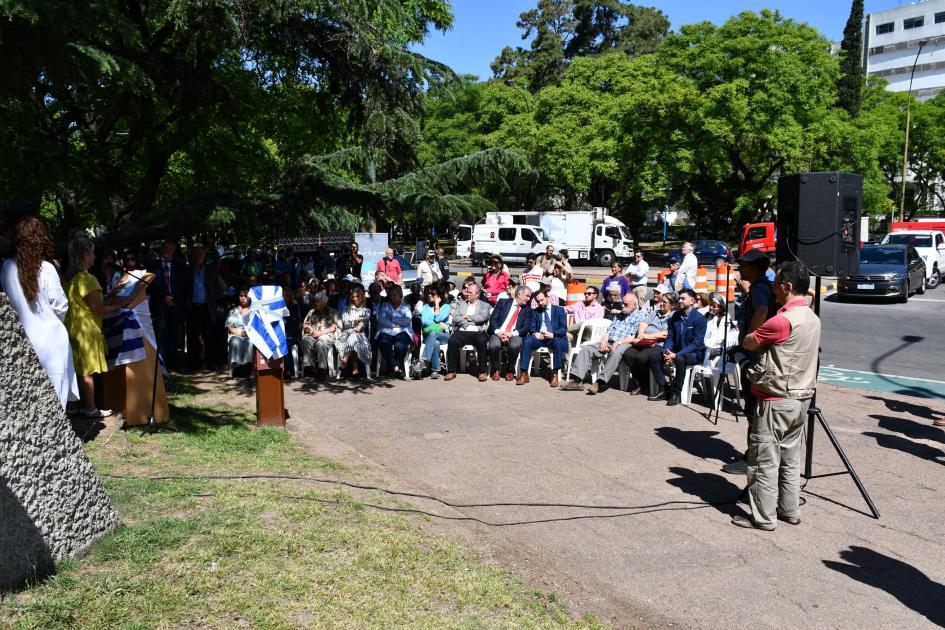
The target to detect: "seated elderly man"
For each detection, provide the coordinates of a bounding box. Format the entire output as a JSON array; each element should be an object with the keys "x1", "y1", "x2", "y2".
[
  {"x1": 517, "y1": 289, "x2": 568, "y2": 387},
  {"x1": 647, "y1": 288, "x2": 707, "y2": 405},
  {"x1": 560, "y1": 292, "x2": 646, "y2": 394},
  {"x1": 487, "y1": 284, "x2": 532, "y2": 380},
  {"x1": 564, "y1": 285, "x2": 605, "y2": 345},
  {"x1": 300, "y1": 291, "x2": 341, "y2": 379},
  {"x1": 445, "y1": 282, "x2": 493, "y2": 381}
]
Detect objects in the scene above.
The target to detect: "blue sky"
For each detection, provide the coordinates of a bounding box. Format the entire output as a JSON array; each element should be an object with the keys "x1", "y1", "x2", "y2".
[{"x1": 415, "y1": 0, "x2": 900, "y2": 80}]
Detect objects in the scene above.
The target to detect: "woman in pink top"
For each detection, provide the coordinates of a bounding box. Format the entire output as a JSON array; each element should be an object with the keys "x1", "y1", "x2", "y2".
[{"x1": 481, "y1": 255, "x2": 510, "y2": 305}]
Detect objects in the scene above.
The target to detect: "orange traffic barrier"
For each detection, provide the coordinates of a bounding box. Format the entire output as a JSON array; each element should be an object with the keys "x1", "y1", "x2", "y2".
[
  {"x1": 715, "y1": 262, "x2": 728, "y2": 296},
  {"x1": 657, "y1": 268, "x2": 669, "y2": 286},
  {"x1": 694, "y1": 266, "x2": 708, "y2": 293},
  {"x1": 566, "y1": 281, "x2": 587, "y2": 307}
]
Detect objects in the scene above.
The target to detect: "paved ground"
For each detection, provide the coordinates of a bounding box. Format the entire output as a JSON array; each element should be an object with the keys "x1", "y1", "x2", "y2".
[{"x1": 212, "y1": 371, "x2": 945, "y2": 629}]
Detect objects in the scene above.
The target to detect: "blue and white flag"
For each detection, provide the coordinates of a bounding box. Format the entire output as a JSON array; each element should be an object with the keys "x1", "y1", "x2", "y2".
[
  {"x1": 247, "y1": 285, "x2": 289, "y2": 360},
  {"x1": 103, "y1": 309, "x2": 147, "y2": 368}
]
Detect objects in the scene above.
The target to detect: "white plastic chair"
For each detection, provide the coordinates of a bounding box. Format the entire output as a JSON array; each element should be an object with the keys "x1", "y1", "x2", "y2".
[
  {"x1": 417, "y1": 339, "x2": 448, "y2": 376},
  {"x1": 374, "y1": 344, "x2": 413, "y2": 377},
  {"x1": 564, "y1": 318, "x2": 612, "y2": 382},
  {"x1": 523, "y1": 347, "x2": 562, "y2": 382},
  {"x1": 687, "y1": 361, "x2": 741, "y2": 411}
]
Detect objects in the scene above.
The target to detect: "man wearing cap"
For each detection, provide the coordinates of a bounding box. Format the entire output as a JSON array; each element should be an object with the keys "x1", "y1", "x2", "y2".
[
  {"x1": 517, "y1": 289, "x2": 568, "y2": 387},
  {"x1": 723, "y1": 248, "x2": 780, "y2": 475},
  {"x1": 665, "y1": 254, "x2": 684, "y2": 291},
  {"x1": 487, "y1": 284, "x2": 532, "y2": 380},
  {"x1": 627, "y1": 251, "x2": 650, "y2": 288},
  {"x1": 732, "y1": 261, "x2": 820, "y2": 530},
  {"x1": 417, "y1": 249, "x2": 442, "y2": 288}
]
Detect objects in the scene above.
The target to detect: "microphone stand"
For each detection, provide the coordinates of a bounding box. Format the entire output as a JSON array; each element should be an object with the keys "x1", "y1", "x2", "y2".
[{"x1": 708, "y1": 299, "x2": 738, "y2": 425}]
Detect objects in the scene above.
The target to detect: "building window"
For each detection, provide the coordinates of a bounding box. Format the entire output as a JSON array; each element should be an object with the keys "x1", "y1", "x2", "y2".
[
  {"x1": 936, "y1": 12, "x2": 945, "y2": 24},
  {"x1": 903, "y1": 16, "x2": 924, "y2": 29},
  {"x1": 876, "y1": 22, "x2": 894, "y2": 34},
  {"x1": 869, "y1": 45, "x2": 884, "y2": 55}
]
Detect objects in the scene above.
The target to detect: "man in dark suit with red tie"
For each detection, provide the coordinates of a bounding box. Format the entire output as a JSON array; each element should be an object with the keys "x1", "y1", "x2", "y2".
[
  {"x1": 517, "y1": 289, "x2": 568, "y2": 387},
  {"x1": 147, "y1": 239, "x2": 187, "y2": 367},
  {"x1": 487, "y1": 285, "x2": 533, "y2": 381}
]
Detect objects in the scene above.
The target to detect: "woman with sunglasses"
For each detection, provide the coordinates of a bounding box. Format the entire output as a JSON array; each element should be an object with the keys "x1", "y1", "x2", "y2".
[
  {"x1": 481, "y1": 255, "x2": 510, "y2": 305},
  {"x1": 418, "y1": 285, "x2": 451, "y2": 378},
  {"x1": 621, "y1": 292, "x2": 676, "y2": 395}
]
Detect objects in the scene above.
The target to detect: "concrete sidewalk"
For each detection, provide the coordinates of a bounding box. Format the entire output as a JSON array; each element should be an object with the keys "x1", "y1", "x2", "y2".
[{"x1": 225, "y1": 372, "x2": 944, "y2": 628}]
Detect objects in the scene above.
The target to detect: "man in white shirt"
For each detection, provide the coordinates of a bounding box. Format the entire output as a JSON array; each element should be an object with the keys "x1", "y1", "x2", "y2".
[
  {"x1": 626, "y1": 251, "x2": 650, "y2": 287},
  {"x1": 416, "y1": 249, "x2": 442, "y2": 288},
  {"x1": 679, "y1": 242, "x2": 699, "y2": 290}
]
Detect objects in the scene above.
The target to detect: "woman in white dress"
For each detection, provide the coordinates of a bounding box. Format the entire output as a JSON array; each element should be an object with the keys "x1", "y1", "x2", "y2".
[{"x1": 0, "y1": 217, "x2": 79, "y2": 408}]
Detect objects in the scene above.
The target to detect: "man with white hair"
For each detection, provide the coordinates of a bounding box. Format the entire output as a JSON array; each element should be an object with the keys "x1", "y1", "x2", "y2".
[
  {"x1": 375, "y1": 247, "x2": 402, "y2": 286},
  {"x1": 679, "y1": 242, "x2": 699, "y2": 290},
  {"x1": 560, "y1": 292, "x2": 646, "y2": 394}
]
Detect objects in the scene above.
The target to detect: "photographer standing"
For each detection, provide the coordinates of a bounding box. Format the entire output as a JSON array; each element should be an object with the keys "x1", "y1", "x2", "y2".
[{"x1": 732, "y1": 261, "x2": 820, "y2": 531}]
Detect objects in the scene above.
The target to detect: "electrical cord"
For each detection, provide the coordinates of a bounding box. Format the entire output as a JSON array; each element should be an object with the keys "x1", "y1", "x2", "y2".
[{"x1": 101, "y1": 473, "x2": 742, "y2": 527}]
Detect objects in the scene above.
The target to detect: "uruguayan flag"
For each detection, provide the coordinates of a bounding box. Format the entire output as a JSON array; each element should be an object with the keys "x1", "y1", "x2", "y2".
[
  {"x1": 103, "y1": 308, "x2": 147, "y2": 368},
  {"x1": 247, "y1": 285, "x2": 289, "y2": 360}
]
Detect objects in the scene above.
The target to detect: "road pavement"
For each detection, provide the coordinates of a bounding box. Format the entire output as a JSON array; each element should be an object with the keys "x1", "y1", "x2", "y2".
[{"x1": 211, "y1": 371, "x2": 945, "y2": 629}]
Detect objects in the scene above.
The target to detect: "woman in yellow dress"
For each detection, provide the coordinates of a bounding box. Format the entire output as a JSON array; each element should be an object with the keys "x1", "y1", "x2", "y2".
[{"x1": 64, "y1": 231, "x2": 128, "y2": 418}]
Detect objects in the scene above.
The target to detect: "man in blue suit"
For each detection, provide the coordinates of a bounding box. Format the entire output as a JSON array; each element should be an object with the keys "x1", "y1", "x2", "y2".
[
  {"x1": 517, "y1": 289, "x2": 568, "y2": 387},
  {"x1": 487, "y1": 285, "x2": 533, "y2": 380},
  {"x1": 648, "y1": 288, "x2": 707, "y2": 405}
]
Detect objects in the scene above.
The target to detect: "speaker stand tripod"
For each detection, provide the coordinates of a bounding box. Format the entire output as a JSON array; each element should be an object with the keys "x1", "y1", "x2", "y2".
[{"x1": 803, "y1": 276, "x2": 879, "y2": 519}]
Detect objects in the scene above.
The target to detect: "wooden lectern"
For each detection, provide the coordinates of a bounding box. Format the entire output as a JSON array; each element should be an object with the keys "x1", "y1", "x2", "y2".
[{"x1": 255, "y1": 350, "x2": 285, "y2": 426}]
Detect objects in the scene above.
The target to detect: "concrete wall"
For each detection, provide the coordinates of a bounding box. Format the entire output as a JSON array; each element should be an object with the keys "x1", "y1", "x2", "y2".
[{"x1": 0, "y1": 293, "x2": 120, "y2": 590}]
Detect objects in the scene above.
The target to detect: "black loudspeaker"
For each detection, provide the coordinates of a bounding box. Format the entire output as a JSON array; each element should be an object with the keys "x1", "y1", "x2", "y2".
[{"x1": 777, "y1": 172, "x2": 861, "y2": 277}]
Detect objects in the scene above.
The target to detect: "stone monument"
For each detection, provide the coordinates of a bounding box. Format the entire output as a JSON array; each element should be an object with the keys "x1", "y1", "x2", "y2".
[{"x1": 0, "y1": 293, "x2": 121, "y2": 590}]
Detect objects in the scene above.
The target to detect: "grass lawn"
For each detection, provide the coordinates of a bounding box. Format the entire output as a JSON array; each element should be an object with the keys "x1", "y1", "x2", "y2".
[{"x1": 1, "y1": 379, "x2": 606, "y2": 629}]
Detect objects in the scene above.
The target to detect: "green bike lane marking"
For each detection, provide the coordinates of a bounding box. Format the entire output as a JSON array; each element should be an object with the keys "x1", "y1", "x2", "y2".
[{"x1": 818, "y1": 365, "x2": 945, "y2": 401}]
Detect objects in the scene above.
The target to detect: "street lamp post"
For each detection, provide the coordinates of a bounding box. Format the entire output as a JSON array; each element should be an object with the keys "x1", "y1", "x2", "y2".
[{"x1": 900, "y1": 40, "x2": 928, "y2": 223}]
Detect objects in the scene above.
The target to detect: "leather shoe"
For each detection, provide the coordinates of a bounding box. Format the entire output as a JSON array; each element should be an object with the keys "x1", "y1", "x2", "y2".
[
  {"x1": 478, "y1": 373, "x2": 488, "y2": 382},
  {"x1": 778, "y1": 514, "x2": 801, "y2": 526},
  {"x1": 647, "y1": 388, "x2": 667, "y2": 401},
  {"x1": 505, "y1": 372, "x2": 515, "y2": 381},
  {"x1": 666, "y1": 395, "x2": 681, "y2": 406},
  {"x1": 491, "y1": 370, "x2": 500, "y2": 381},
  {"x1": 559, "y1": 380, "x2": 584, "y2": 391},
  {"x1": 549, "y1": 374, "x2": 559, "y2": 388},
  {"x1": 516, "y1": 373, "x2": 529, "y2": 386},
  {"x1": 444, "y1": 373, "x2": 456, "y2": 381}
]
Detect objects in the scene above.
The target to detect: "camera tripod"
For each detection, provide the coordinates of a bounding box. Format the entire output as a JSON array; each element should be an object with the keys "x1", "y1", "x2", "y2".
[{"x1": 804, "y1": 276, "x2": 879, "y2": 519}]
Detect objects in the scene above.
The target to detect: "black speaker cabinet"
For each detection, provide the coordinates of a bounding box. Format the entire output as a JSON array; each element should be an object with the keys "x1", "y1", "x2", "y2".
[{"x1": 777, "y1": 172, "x2": 861, "y2": 277}]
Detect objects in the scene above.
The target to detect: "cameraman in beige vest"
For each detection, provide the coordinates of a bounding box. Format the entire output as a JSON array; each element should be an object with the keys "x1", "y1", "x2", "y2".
[{"x1": 732, "y1": 260, "x2": 821, "y2": 531}]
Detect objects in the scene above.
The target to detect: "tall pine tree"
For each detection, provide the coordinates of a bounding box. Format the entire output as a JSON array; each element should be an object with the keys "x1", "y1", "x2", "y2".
[{"x1": 837, "y1": 0, "x2": 865, "y2": 116}]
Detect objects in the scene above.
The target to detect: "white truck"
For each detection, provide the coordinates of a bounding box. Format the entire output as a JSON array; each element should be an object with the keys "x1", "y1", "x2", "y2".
[
  {"x1": 881, "y1": 228, "x2": 945, "y2": 289},
  {"x1": 457, "y1": 208, "x2": 634, "y2": 266}
]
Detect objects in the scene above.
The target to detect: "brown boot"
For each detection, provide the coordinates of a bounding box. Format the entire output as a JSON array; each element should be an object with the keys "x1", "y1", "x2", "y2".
[
  {"x1": 478, "y1": 373, "x2": 488, "y2": 382},
  {"x1": 516, "y1": 373, "x2": 530, "y2": 386},
  {"x1": 549, "y1": 374, "x2": 559, "y2": 388}
]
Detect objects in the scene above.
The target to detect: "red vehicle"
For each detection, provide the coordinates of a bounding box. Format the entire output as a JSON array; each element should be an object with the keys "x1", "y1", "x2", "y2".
[
  {"x1": 890, "y1": 220, "x2": 945, "y2": 233},
  {"x1": 739, "y1": 222, "x2": 776, "y2": 257}
]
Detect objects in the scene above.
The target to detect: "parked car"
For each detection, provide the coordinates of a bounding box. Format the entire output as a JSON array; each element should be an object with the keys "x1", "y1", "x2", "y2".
[
  {"x1": 393, "y1": 254, "x2": 418, "y2": 287},
  {"x1": 838, "y1": 245, "x2": 926, "y2": 303},
  {"x1": 693, "y1": 240, "x2": 733, "y2": 267},
  {"x1": 880, "y1": 228, "x2": 944, "y2": 289}
]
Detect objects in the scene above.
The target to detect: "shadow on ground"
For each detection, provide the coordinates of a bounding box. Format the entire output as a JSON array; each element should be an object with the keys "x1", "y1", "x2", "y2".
[
  {"x1": 665, "y1": 467, "x2": 741, "y2": 516},
  {"x1": 655, "y1": 427, "x2": 742, "y2": 465},
  {"x1": 823, "y1": 546, "x2": 945, "y2": 627}
]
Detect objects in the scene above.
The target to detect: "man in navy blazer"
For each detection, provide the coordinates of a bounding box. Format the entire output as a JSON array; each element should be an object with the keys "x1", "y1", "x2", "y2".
[
  {"x1": 648, "y1": 288, "x2": 707, "y2": 405},
  {"x1": 517, "y1": 290, "x2": 568, "y2": 387},
  {"x1": 487, "y1": 285, "x2": 533, "y2": 380}
]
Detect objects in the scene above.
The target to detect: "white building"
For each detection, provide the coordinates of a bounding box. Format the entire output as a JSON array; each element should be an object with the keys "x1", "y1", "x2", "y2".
[{"x1": 864, "y1": 0, "x2": 945, "y2": 101}]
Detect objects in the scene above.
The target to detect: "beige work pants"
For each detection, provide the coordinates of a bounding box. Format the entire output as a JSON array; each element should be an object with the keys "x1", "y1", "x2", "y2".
[{"x1": 747, "y1": 397, "x2": 810, "y2": 529}]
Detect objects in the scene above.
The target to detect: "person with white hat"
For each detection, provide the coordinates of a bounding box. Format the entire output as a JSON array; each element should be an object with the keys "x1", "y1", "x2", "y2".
[{"x1": 417, "y1": 249, "x2": 442, "y2": 288}]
